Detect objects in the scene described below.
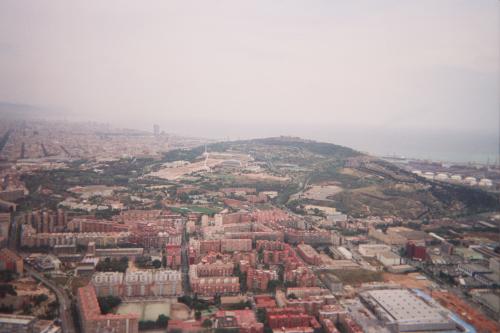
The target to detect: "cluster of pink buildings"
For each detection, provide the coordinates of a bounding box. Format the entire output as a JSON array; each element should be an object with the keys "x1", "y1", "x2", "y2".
[
  {"x1": 250, "y1": 288, "x2": 344, "y2": 333},
  {"x1": 246, "y1": 268, "x2": 278, "y2": 291},
  {"x1": 0, "y1": 248, "x2": 23, "y2": 274},
  {"x1": 267, "y1": 307, "x2": 321, "y2": 332},
  {"x1": 257, "y1": 240, "x2": 317, "y2": 287},
  {"x1": 214, "y1": 309, "x2": 263, "y2": 333},
  {"x1": 17, "y1": 209, "x2": 68, "y2": 233},
  {"x1": 77, "y1": 285, "x2": 139, "y2": 333},
  {"x1": 189, "y1": 259, "x2": 240, "y2": 296},
  {"x1": 165, "y1": 244, "x2": 182, "y2": 269},
  {"x1": 20, "y1": 209, "x2": 184, "y2": 250}
]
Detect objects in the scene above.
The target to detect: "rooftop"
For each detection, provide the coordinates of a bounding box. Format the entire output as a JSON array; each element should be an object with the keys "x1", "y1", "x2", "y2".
[
  {"x1": 361, "y1": 289, "x2": 454, "y2": 329},
  {"x1": 0, "y1": 314, "x2": 36, "y2": 325}
]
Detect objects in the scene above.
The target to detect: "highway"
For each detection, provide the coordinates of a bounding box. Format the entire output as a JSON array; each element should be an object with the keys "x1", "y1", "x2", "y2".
[{"x1": 25, "y1": 265, "x2": 76, "y2": 333}]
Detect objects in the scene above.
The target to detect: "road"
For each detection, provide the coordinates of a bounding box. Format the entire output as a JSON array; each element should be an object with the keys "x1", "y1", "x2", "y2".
[
  {"x1": 181, "y1": 229, "x2": 191, "y2": 295},
  {"x1": 8, "y1": 215, "x2": 76, "y2": 333},
  {"x1": 25, "y1": 265, "x2": 76, "y2": 333},
  {"x1": 7, "y1": 214, "x2": 19, "y2": 251}
]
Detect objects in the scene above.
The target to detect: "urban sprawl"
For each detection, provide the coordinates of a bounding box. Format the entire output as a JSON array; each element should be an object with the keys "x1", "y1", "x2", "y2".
[{"x1": 0, "y1": 119, "x2": 499, "y2": 333}]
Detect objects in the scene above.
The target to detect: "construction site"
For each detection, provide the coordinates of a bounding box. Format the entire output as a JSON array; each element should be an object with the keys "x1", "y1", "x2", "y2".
[{"x1": 431, "y1": 290, "x2": 500, "y2": 333}]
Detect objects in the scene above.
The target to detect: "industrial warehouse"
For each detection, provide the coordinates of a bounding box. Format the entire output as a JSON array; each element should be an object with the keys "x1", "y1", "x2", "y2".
[{"x1": 359, "y1": 289, "x2": 456, "y2": 332}]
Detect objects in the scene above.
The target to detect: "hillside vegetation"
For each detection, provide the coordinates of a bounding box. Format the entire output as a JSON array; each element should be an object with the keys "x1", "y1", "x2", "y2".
[{"x1": 163, "y1": 137, "x2": 500, "y2": 219}]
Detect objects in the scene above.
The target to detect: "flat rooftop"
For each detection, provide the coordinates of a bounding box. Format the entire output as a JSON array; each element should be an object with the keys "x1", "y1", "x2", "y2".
[
  {"x1": 0, "y1": 314, "x2": 35, "y2": 325},
  {"x1": 368, "y1": 289, "x2": 442, "y2": 322},
  {"x1": 361, "y1": 289, "x2": 455, "y2": 331}
]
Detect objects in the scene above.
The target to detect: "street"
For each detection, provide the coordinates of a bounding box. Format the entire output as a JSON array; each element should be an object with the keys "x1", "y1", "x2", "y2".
[{"x1": 25, "y1": 264, "x2": 76, "y2": 333}]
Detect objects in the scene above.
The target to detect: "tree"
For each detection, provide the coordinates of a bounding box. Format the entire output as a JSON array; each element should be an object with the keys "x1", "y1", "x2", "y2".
[
  {"x1": 214, "y1": 294, "x2": 221, "y2": 306},
  {"x1": 195, "y1": 310, "x2": 202, "y2": 320},
  {"x1": 0, "y1": 284, "x2": 17, "y2": 297},
  {"x1": 156, "y1": 314, "x2": 169, "y2": 328},
  {"x1": 162, "y1": 255, "x2": 167, "y2": 268},
  {"x1": 178, "y1": 295, "x2": 193, "y2": 307},
  {"x1": 0, "y1": 305, "x2": 14, "y2": 313},
  {"x1": 22, "y1": 303, "x2": 33, "y2": 315},
  {"x1": 135, "y1": 255, "x2": 152, "y2": 269},
  {"x1": 0, "y1": 271, "x2": 15, "y2": 282},
  {"x1": 277, "y1": 266, "x2": 284, "y2": 281},
  {"x1": 202, "y1": 319, "x2": 212, "y2": 328},
  {"x1": 267, "y1": 280, "x2": 282, "y2": 292},
  {"x1": 152, "y1": 259, "x2": 162, "y2": 269},
  {"x1": 178, "y1": 192, "x2": 191, "y2": 203},
  {"x1": 34, "y1": 294, "x2": 49, "y2": 305},
  {"x1": 96, "y1": 257, "x2": 128, "y2": 273},
  {"x1": 138, "y1": 321, "x2": 156, "y2": 330},
  {"x1": 98, "y1": 296, "x2": 122, "y2": 314},
  {"x1": 170, "y1": 329, "x2": 183, "y2": 333},
  {"x1": 256, "y1": 308, "x2": 267, "y2": 324}
]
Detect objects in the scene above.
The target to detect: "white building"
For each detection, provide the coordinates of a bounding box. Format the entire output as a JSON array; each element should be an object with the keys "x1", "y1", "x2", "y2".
[
  {"x1": 478, "y1": 178, "x2": 493, "y2": 187},
  {"x1": 91, "y1": 269, "x2": 182, "y2": 298},
  {"x1": 422, "y1": 172, "x2": 434, "y2": 180},
  {"x1": 435, "y1": 173, "x2": 449, "y2": 181},
  {"x1": 360, "y1": 289, "x2": 456, "y2": 332},
  {"x1": 376, "y1": 251, "x2": 401, "y2": 267},
  {"x1": 92, "y1": 271, "x2": 124, "y2": 296},
  {"x1": 336, "y1": 246, "x2": 353, "y2": 260},
  {"x1": 464, "y1": 176, "x2": 477, "y2": 186}
]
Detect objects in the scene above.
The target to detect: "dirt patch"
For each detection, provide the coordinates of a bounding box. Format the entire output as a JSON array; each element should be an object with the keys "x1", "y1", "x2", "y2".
[
  {"x1": 432, "y1": 291, "x2": 500, "y2": 333},
  {"x1": 302, "y1": 185, "x2": 343, "y2": 201},
  {"x1": 339, "y1": 168, "x2": 368, "y2": 178},
  {"x1": 463, "y1": 232, "x2": 500, "y2": 242},
  {"x1": 170, "y1": 303, "x2": 191, "y2": 320},
  {"x1": 382, "y1": 272, "x2": 433, "y2": 290},
  {"x1": 237, "y1": 173, "x2": 289, "y2": 182}
]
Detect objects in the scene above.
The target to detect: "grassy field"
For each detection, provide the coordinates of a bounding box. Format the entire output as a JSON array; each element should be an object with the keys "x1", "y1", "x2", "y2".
[
  {"x1": 168, "y1": 205, "x2": 222, "y2": 215},
  {"x1": 330, "y1": 269, "x2": 383, "y2": 285}
]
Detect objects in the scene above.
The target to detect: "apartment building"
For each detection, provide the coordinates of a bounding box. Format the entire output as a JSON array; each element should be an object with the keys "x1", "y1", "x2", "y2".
[
  {"x1": 246, "y1": 268, "x2": 278, "y2": 291},
  {"x1": 221, "y1": 238, "x2": 252, "y2": 252},
  {"x1": 67, "y1": 218, "x2": 129, "y2": 233},
  {"x1": 267, "y1": 307, "x2": 315, "y2": 330},
  {"x1": 77, "y1": 285, "x2": 139, "y2": 333},
  {"x1": 17, "y1": 209, "x2": 68, "y2": 233},
  {"x1": 285, "y1": 230, "x2": 332, "y2": 245},
  {"x1": 189, "y1": 262, "x2": 239, "y2": 296},
  {"x1": 297, "y1": 243, "x2": 322, "y2": 265},
  {"x1": 92, "y1": 269, "x2": 183, "y2": 298},
  {"x1": 0, "y1": 248, "x2": 23, "y2": 274},
  {"x1": 165, "y1": 244, "x2": 182, "y2": 269},
  {"x1": 21, "y1": 224, "x2": 130, "y2": 248}
]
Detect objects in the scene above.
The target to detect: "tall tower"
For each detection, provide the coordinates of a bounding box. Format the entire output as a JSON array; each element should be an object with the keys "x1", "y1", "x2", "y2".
[{"x1": 153, "y1": 124, "x2": 160, "y2": 137}]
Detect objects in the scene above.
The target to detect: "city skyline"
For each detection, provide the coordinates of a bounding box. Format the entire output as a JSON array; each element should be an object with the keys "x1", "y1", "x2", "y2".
[{"x1": 0, "y1": 1, "x2": 498, "y2": 162}]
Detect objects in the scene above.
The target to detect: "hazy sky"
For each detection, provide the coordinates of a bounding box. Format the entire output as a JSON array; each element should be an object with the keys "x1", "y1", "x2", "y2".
[{"x1": 0, "y1": 1, "x2": 498, "y2": 161}]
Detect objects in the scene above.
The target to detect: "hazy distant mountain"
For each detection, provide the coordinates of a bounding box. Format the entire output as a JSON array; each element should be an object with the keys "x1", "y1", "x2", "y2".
[{"x1": 0, "y1": 101, "x2": 62, "y2": 120}]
